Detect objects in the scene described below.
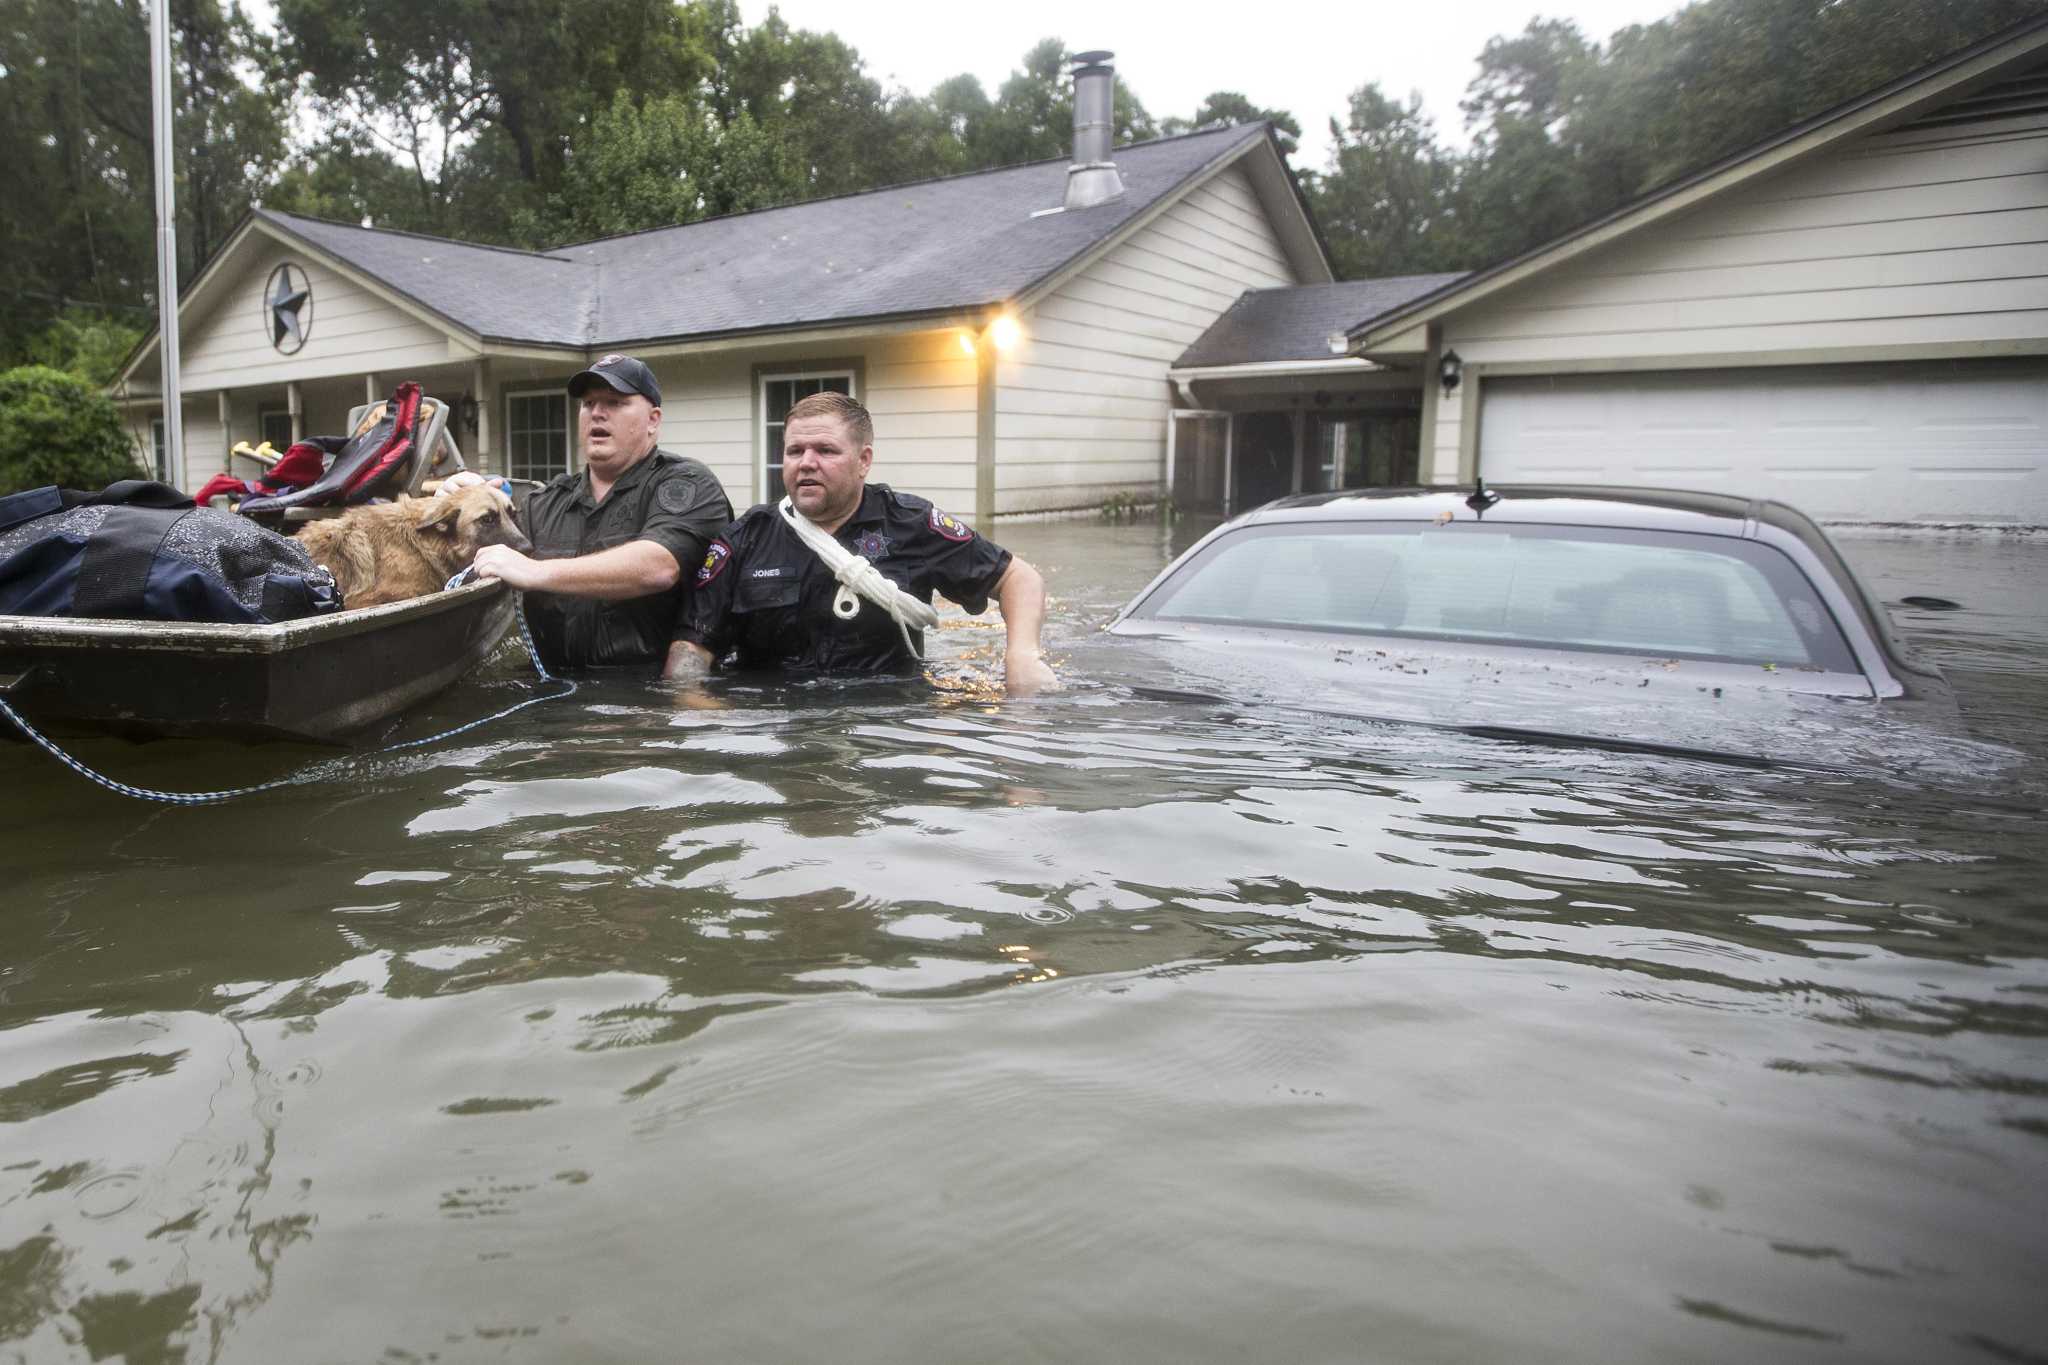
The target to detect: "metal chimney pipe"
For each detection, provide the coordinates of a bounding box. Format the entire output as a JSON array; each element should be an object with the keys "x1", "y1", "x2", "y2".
[{"x1": 1065, "y1": 50, "x2": 1125, "y2": 210}]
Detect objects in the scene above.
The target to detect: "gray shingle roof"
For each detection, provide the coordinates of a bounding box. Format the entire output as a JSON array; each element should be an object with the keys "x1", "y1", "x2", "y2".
[
  {"x1": 1174, "y1": 274, "x2": 1468, "y2": 368},
  {"x1": 260, "y1": 214, "x2": 597, "y2": 347},
  {"x1": 259, "y1": 122, "x2": 1268, "y2": 349}
]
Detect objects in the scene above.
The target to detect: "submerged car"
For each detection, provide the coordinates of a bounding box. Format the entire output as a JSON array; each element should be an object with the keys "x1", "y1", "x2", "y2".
[{"x1": 1105, "y1": 486, "x2": 1958, "y2": 764}]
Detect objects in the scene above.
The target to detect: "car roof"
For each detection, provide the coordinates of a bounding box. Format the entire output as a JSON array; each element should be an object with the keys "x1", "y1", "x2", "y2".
[{"x1": 1235, "y1": 485, "x2": 1769, "y2": 538}]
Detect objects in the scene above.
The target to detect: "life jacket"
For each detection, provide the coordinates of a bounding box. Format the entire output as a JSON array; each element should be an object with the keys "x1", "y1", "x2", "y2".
[
  {"x1": 236, "y1": 382, "x2": 423, "y2": 516},
  {"x1": 191, "y1": 438, "x2": 330, "y2": 506},
  {"x1": 0, "y1": 480, "x2": 341, "y2": 623}
]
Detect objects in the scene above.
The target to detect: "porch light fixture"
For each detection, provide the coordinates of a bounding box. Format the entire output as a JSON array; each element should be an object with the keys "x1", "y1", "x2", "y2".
[
  {"x1": 957, "y1": 331, "x2": 977, "y2": 357},
  {"x1": 1438, "y1": 349, "x2": 1463, "y2": 393},
  {"x1": 458, "y1": 394, "x2": 479, "y2": 433},
  {"x1": 988, "y1": 315, "x2": 1023, "y2": 352}
]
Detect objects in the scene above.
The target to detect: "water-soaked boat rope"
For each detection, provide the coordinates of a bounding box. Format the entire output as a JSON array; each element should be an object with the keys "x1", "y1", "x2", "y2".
[
  {"x1": 0, "y1": 587, "x2": 575, "y2": 806},
  {"x1": 777, "y1": 496, "x2": 937, "y2": 659}
]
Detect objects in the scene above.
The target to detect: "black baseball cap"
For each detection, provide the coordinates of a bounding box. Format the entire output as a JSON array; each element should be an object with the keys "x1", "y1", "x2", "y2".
[{"x1": 568, "y1": 353, "x2": 661, "y2": 407}]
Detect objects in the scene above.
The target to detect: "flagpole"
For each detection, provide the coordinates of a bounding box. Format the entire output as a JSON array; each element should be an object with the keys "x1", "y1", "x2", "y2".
[{"x1": 149, "y1": 0, "x2": 183, "y2": 487}]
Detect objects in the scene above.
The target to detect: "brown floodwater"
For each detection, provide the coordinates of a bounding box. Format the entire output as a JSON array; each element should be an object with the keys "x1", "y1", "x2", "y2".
[{"x1": 2, "y1": 520, "x2": 2044, "y2": 1364}]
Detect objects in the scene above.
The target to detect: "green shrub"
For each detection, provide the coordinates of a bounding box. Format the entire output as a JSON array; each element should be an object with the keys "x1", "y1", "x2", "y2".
[
  {"x1": 0, "y1": 366, "x2": 145, "y2": 496},
  {"x1": 1099, "y1": 490, "x2": 1155, "y2": 523}
]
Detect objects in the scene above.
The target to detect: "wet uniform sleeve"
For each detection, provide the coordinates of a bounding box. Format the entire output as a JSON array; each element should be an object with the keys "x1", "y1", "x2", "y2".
[
  {"x1": 674, "y1": 519, "x2": 745, "y2": 658},
  {"x1": 919, "y1": 506, "x2": 1013, "y2": 615},
  {"x1": 638, "y1": 466, "x2": 734, "y2": 575}
]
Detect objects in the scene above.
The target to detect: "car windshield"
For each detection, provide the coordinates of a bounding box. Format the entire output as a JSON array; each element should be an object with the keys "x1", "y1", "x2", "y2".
[{"x1": 1135, "y1": 521, "x2": 1859, "y2": 672}]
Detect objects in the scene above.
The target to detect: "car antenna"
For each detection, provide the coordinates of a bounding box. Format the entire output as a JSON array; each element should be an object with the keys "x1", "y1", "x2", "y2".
[{"x1": 1465, "y1": 478, "x2": 1501, "y2": 517}]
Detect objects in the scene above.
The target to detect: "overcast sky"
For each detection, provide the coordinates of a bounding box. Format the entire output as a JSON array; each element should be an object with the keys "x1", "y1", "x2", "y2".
[{"x1": 739, "y1": 0, "x2": 1691, "y2": 168}]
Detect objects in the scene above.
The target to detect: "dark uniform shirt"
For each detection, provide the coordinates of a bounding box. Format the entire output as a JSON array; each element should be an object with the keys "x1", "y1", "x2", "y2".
[
  {"x1": 678, "y1": 483, "x2": 1012, "y2": 676},
  {"x1": 521, "y1": 448, "x2": 732, "y2": 671}
]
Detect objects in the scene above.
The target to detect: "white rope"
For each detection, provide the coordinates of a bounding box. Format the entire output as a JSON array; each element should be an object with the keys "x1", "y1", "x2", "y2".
[{"x1": 778, "y1": 496, "x2": 937, "y2": 659}]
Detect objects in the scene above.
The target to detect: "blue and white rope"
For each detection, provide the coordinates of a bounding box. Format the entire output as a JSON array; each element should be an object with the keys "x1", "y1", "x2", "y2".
[{"x1": 0, "y1": 586, "x2": 574, "y2": 805}]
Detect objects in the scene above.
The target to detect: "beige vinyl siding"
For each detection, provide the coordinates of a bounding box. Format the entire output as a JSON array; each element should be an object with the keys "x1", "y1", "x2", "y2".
[
  {"x1": 120, "y1": 397, "x2": 224, "y2": 491},
  {"x1": 855, "y1": 330, "x2": 979, "y2": 508},
  {"x1": 178, "y1": 244, "x2": 460, "y2": 390},
  {"x1": 1423, "y1": 111, "x2": 2048, "y2": 483},
  {"x1": 995, "y1": 163, "x2": 1298, "y2": 514},
  {"x1": 1445, "y1": 113, "x2": 2048, "y2": 366},
  {"x1": 638, "y1": 328, "x2": 977, "y2": 513}
]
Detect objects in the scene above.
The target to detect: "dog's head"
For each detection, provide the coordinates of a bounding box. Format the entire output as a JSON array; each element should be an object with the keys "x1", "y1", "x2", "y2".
[{"x1": 414, "y1": 482, "x2": 530, "y2": 568}]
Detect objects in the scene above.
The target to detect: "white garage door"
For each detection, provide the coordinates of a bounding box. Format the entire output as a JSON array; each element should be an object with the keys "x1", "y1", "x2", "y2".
[{"x1": 1480, "y1": 362, "x2": 2048, "y2": 525}]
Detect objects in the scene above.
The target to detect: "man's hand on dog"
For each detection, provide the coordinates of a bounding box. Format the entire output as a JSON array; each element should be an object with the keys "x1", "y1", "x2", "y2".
[
  {"x1": 436, "y1": 471, "x2": 489, "y2": 495},
  {"x1": 471, "y1": 543, "x2": 549, "y2": 591}
]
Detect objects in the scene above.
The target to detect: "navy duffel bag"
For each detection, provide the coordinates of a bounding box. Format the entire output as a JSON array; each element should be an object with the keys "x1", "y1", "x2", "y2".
[{"x1": 0, "y1": 480, "x2": 341, "y2": 623}]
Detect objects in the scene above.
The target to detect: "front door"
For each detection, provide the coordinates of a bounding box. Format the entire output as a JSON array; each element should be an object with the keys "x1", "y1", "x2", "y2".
[{"x1": 1235, "y1": 413, "x2": 1295, "y2": 511}]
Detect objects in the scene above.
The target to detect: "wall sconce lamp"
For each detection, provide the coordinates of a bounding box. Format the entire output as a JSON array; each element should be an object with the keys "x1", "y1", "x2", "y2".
[
  {"x1": 960, "y1": 315, "x2": 1025, "y2": 358},
  {"x1": 1438, "y1": 349, "x2": 1463, "y2": 393},
  {"x1": 458, "y1": 393, "x2": 480, "y2": 434}
]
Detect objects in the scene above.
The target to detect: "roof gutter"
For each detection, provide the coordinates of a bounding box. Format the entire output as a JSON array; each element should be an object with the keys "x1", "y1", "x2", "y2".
[
  {"x1": 602, "y1": 306, "x2": 997, "y2": 359},
  {"x1": 1168, "y1": 357, "x2": 1387, "y2": 382}
]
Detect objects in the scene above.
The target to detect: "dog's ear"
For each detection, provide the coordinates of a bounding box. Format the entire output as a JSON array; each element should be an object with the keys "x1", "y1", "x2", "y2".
[{"x1": 414, "y1": 496, "x2": 461, "y2": 536}]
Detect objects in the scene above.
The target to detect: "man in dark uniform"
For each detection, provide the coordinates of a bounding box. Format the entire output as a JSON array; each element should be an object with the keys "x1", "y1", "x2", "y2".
[
  {"x1": 666, "y1": 391, "x2": 1056, "y2": 695},
  {"x1": 469, "y1": 354, "x2": 732, "y2": 673}
]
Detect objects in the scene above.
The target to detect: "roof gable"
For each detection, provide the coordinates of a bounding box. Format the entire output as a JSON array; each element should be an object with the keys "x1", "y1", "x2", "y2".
[
  {"x1": 1348, "y1": 15, "x2": 2048, "y2": 354},
  {"x1": 114, "y1": 212, "x2": 514, "y2": 391}
]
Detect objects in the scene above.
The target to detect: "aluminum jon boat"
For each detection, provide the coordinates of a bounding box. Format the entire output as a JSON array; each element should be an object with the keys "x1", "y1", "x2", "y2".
[{"x1": 0, "y1": 578, "x2": 515, "y2": 742}]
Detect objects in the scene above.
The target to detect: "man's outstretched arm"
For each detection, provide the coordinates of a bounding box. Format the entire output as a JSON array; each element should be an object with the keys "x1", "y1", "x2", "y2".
[
  {"x1": 473, "y1": 540, "x2": 679, "y2": 600},
  {"x1": 993, "y1": 557, "x2": 1057, "y2": 696}
]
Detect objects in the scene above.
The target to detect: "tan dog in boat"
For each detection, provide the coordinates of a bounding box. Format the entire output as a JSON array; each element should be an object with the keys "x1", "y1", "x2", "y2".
[{"x1": 294, "y1": 483, "x2": 530, "y2": 609}]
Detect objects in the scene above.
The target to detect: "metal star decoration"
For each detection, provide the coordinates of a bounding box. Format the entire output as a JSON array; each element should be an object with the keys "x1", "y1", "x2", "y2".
[{"x1": 266, "y1": 264, "x2": 311, "y2": 352}]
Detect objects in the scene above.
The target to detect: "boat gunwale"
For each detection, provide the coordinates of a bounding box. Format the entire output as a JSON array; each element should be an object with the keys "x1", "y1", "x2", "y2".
[{"x1": 0, "y1": 579, "x2": 510, "y2": 656}]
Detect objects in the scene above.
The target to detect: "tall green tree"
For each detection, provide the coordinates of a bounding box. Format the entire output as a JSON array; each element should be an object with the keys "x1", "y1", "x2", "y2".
[
  {"x1": 696, "y1": 0, "x2": 937, "y2": 197},
  {"x1": 525, "y1": 91, "x2": 804, "y2": 242},
  {"x1": 0, "y1": 0, "x2": 284, "y2": 367},
  {"x1": 269, "y1": 0, "x2": 713, "y2": 240},
  {"x1": 956, "y1": 39, "x2": 1158, "y2": 168},
  {"x1": 1314, "y1": 0, "x2": 2047, "y2": 280},
  {"x1": 1162, "y1": 92, "x2": 1302, "y2": 158},
  {"x1": 1308, "y1": 86, "x2": 1465, "y2": 279}
]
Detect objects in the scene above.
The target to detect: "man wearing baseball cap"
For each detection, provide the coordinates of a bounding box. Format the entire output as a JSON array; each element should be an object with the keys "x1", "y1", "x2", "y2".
[{"x1": 469, "y1": 353, "x2": 732, "y2": 672}]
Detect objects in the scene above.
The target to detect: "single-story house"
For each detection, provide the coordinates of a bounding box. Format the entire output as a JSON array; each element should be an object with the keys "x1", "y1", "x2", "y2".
[
  {"x1": 1331, "y1": 14, "x2": 2048, "y2": 527},
  {"x1": 113, "y1": 57, "x2": 1330, "y2": 525}
]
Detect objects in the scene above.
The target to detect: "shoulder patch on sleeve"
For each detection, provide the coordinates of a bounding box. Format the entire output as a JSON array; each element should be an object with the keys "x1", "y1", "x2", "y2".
[
  {"x1": 928, "y1": 505, "x2": 973, "y2": 542},
  {"x1": 695, "y1": 539, "x2": 732, "y2": 585},
  {"x1": 656, "y1": 476, "x2": 695, "y2": 514}
]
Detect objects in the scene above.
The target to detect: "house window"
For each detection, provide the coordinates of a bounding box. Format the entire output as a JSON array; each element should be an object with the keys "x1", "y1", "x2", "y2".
[
  {"x1": 150, "y1": 418, "x2": 169, "y2": 483},
  {"x1": 1313, "y1": 413, "x2": 1420, "y2": 491},
  {"x1": 760, "y1": 371, "x2": 855, "y2": 502},
  {"x1": 259, "y1": 408, "x2": 294, "y2": 451},
  {"x1": 505, "y1": 390, "x2": 571, "y2": 482}
]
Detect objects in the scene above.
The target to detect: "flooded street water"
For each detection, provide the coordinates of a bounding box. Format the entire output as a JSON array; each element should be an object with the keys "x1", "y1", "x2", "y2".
[{"x1": 3, "y1": 521, "x2": 2045, "y2": 1364}]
